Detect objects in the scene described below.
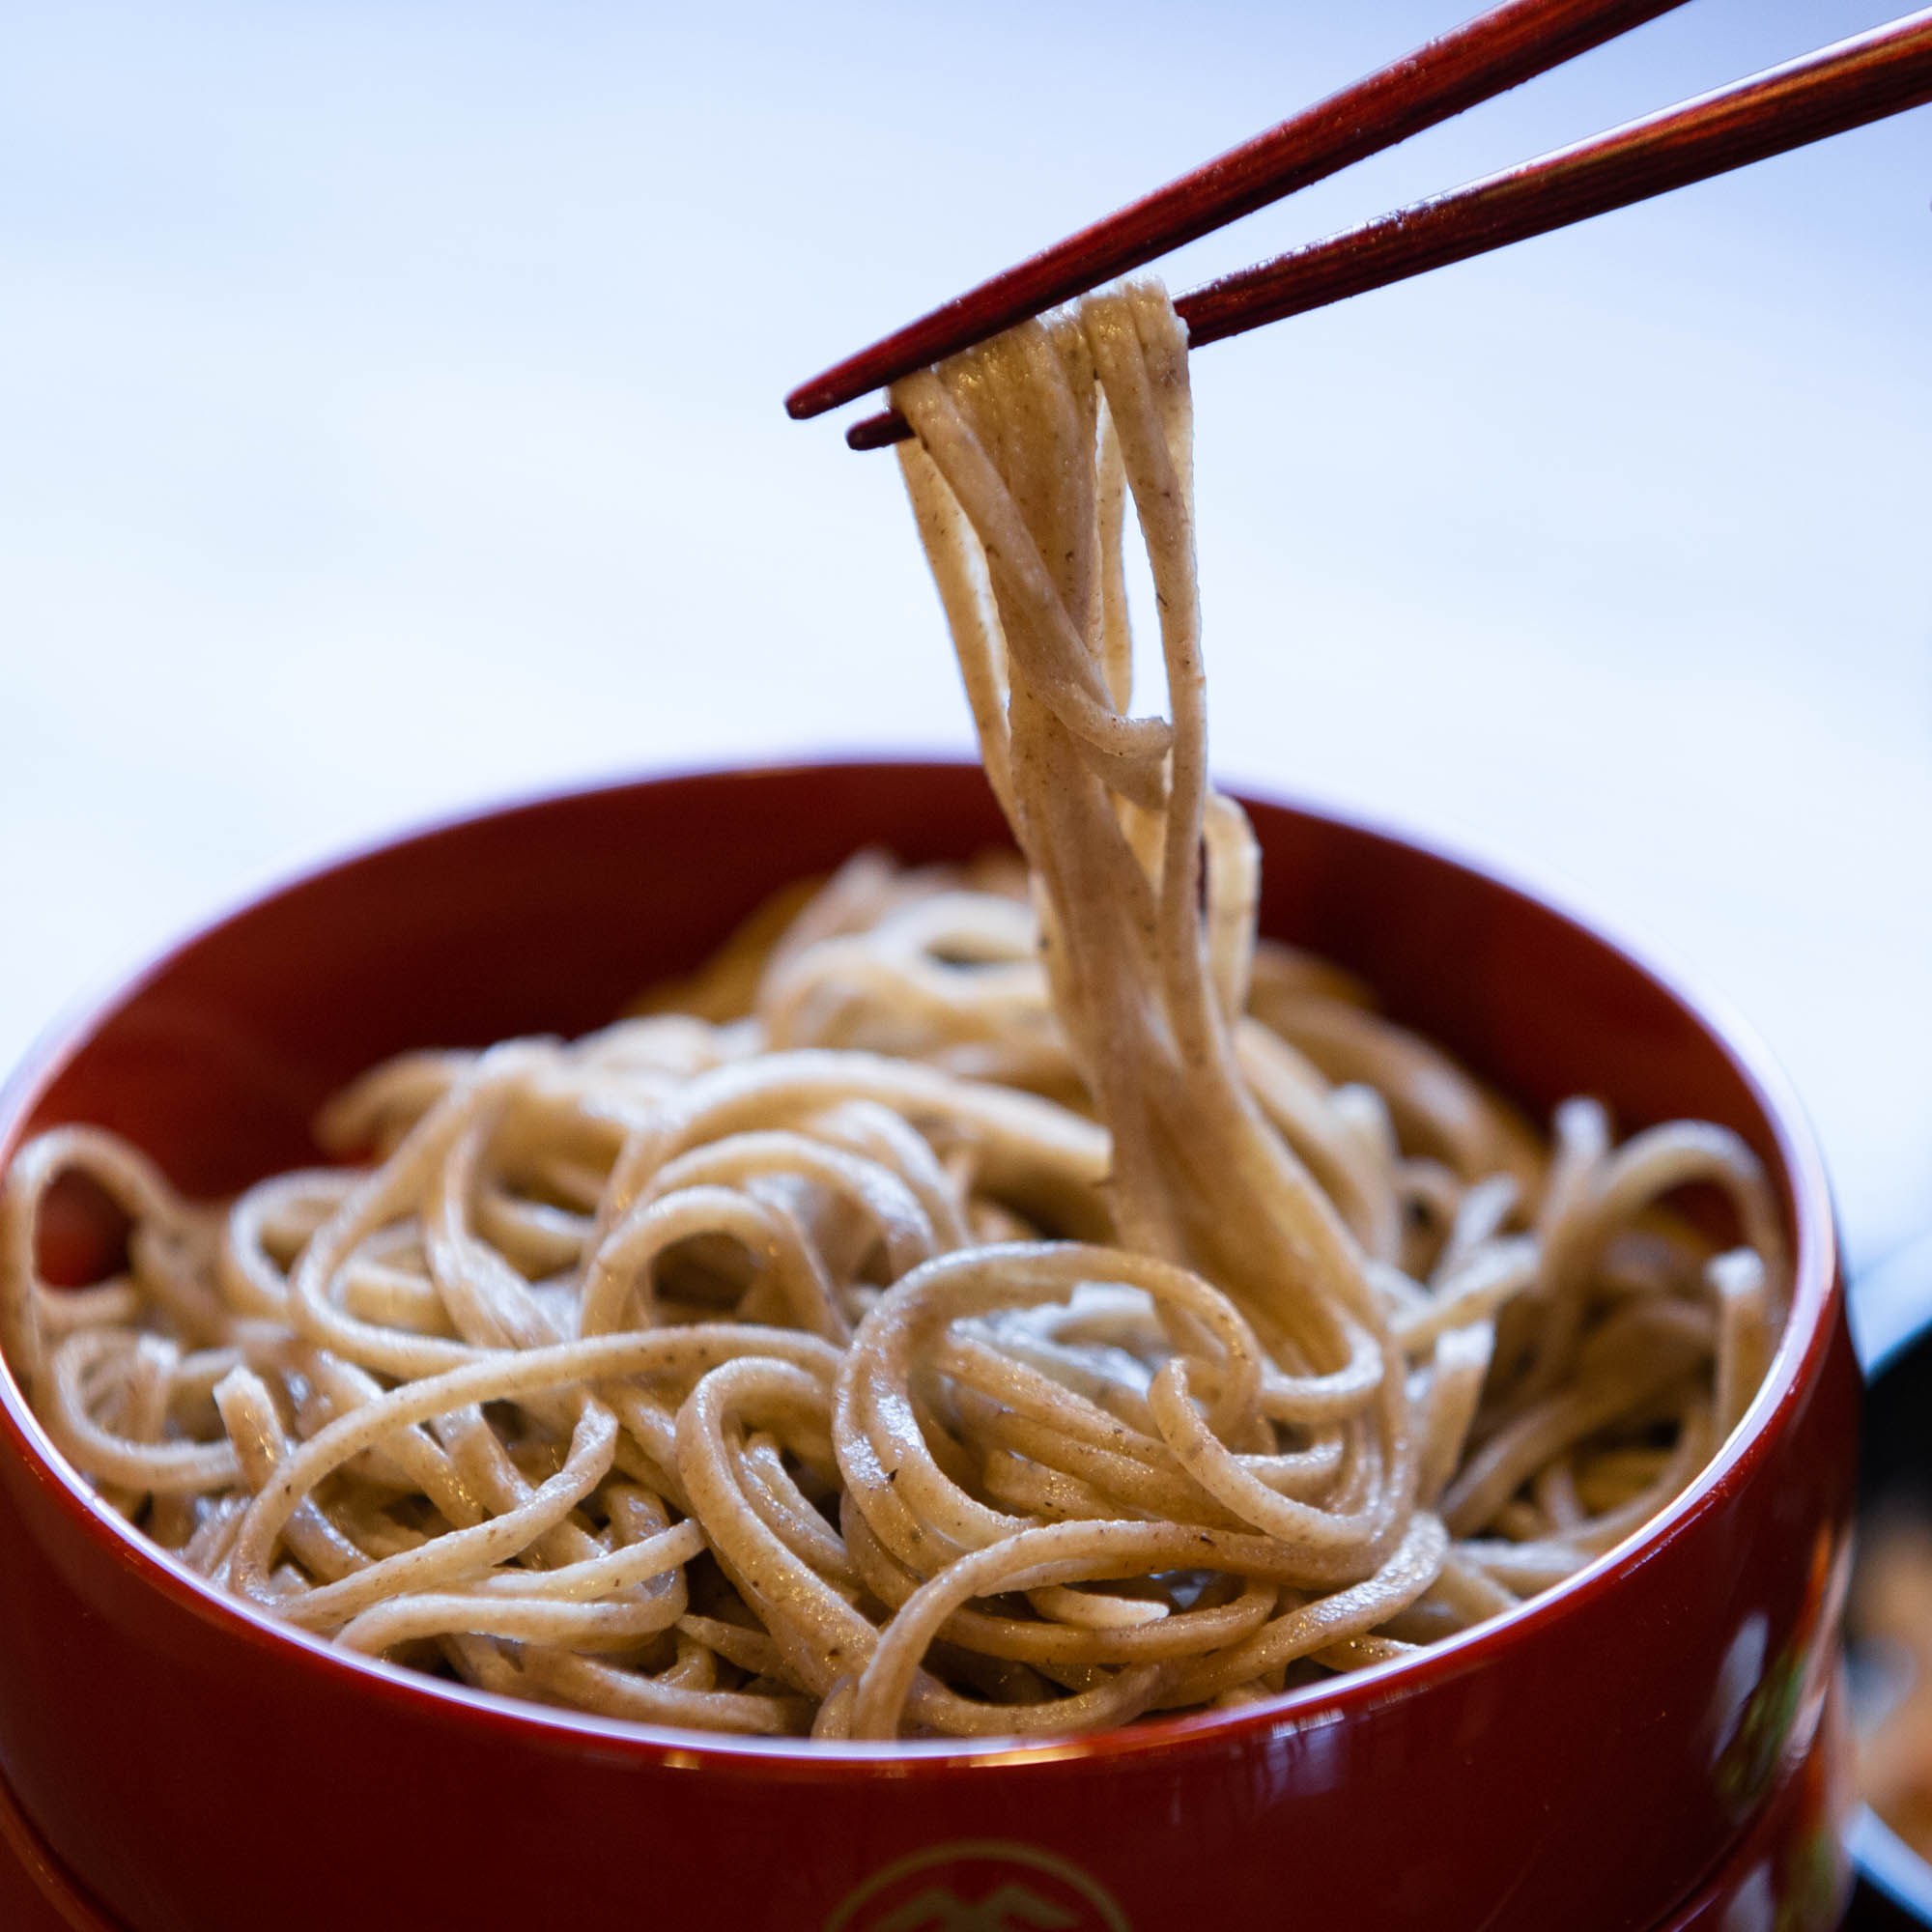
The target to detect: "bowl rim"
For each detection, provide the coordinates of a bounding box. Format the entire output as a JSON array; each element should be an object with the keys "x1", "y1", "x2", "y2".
[{"x1": 0, "y1": 754, "x2": 1844, "y2": 1776}]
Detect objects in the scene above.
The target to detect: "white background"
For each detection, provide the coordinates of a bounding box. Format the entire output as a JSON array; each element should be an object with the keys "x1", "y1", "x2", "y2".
[{"x1": 2, "y1": 1, "x2": 1927, "y2": 1287}]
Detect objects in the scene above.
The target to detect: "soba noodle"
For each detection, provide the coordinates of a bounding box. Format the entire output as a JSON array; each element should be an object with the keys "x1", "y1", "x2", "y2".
[{"x1": 0, "y1": 283, "x2": 1787, "y2": 1742}]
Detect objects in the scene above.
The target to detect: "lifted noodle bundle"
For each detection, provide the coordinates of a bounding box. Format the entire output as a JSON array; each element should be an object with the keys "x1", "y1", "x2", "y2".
[{"x1": 0, "y1": 285, "x2": 1786, "y2": 1741}]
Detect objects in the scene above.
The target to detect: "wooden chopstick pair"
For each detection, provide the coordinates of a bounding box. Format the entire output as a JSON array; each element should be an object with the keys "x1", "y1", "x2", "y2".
[{"x1": 785, "y1": 0, "x2": 1932, "y2": 452}]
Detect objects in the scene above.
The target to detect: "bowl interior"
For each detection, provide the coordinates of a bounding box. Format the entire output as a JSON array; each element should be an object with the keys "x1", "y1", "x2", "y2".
[{"x1": 0, "y1": 758, "x2": 1836, "y2": 1758}]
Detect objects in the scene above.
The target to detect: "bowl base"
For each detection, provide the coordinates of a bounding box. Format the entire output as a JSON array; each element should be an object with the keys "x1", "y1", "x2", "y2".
[
  {"x1": 0, "y1": 1763, "x2": 115, "y2": 1932},
  {"x1": 1660, "y1": 1667, "x2": 1854, "y2": 1929},
  {"x1": 0, "y1": 1679, "x2": 1856, "y2": 1932}
]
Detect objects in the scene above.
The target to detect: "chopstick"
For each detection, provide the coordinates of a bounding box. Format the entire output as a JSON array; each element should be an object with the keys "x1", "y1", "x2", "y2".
[
  {"x1": 787, "y1": 0, "x2": 1692, "y2": 423},
  {"x1": 827, "y1": 7, "x2": 1932, "y2": 454},
  {"x1": 1183, "y1": 7, "x2": 1932, "y2": 347}
]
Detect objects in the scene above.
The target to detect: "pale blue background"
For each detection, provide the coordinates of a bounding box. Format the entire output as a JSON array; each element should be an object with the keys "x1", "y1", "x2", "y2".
[{"x1": 2, "y1": 2, "x2": 1927, "y2": 1287}]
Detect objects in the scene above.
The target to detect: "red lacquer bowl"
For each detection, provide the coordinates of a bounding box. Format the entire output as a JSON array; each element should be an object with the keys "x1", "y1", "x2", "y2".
[{"x1": 0, "y1": 761, "x2": 1859, "y2": 1932}]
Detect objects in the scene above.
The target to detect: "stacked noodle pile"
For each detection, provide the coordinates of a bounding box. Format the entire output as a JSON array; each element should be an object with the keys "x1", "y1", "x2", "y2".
[{"x1": 0, "y1": 286, "x2": 1785, "y2": 1742}]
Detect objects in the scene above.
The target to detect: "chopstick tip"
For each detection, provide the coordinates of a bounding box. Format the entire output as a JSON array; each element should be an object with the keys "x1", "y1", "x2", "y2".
[{"x1": 846, "y1": 411, "x2": 914, "y2": 453}]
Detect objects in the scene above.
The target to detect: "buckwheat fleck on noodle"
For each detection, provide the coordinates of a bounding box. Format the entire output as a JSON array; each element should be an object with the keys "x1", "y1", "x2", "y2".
[{"x1": 0, "y1": 282, "x2": 1787, "y2": 1742}]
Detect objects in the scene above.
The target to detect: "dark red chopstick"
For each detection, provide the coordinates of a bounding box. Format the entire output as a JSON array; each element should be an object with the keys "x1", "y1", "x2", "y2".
[
  {"x1": 842, "y1": 7, "x2": 1932, "y2": 453},
  {"x1": 1182, "y1": 6, "x2": 1932, "y2": 347},
  {"x1": 786, "y1": 0, "x2": 1692, "y2": 423}
]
